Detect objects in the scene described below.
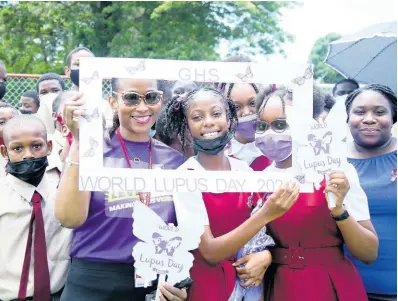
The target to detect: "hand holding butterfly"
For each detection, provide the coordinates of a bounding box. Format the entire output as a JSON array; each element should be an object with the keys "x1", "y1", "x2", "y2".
[
  {"x1": 62, "y1": 92, "x2": 85, "y2": 142},
  {"x1": 158, "y1": 283, "x2": 187, "y2": 301},
  {"x1": 260, "y1": 180, "x2": 300, "y2": 223},
  {"x1": 324, "y1": 171, "x2": 350, "y2": 216}
]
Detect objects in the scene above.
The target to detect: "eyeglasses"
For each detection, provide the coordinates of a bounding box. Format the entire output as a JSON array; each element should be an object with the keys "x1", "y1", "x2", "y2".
[
  {"x1": 255, "y1": 119, "x2": 289, "y2": 134},
  {"x1": 112, "y1": 91, "x2": 163, "y2": 107}
]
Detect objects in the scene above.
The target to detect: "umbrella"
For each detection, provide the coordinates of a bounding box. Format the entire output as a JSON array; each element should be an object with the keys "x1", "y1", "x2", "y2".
[{"x1": 325, "y1": 21, "x2": 397, "y2": 94}]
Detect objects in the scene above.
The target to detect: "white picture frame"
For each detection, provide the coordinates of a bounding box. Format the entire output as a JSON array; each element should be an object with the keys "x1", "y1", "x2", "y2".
[{"x1": 78, "y1": 58, "x2": 314, "y2": 193}]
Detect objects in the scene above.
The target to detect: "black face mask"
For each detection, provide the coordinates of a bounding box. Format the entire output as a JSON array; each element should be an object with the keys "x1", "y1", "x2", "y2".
[
  {"x1": 0, "y1": 82, "x2": 6, "y2": 100},
  {"x1": 6, "y1": 156, "x2": 48, "y2": 187},
  {"x1": 19, "y1": 109, "x2": 33, "y2": 115},
  {"x1": 192, "y1": 132, "x2": 233, "y2": 155},
  {"x1": 70, "y1": 69, "x2": 79, "y2": 87}
]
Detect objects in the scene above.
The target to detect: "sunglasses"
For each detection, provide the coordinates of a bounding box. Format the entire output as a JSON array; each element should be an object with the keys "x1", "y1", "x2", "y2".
[
  {"x1": 255, "y1": 119, "x2": 289, "y2": 134},
  {"x1": 112, "y1": 91, "x2": 163, "y2": 107}
]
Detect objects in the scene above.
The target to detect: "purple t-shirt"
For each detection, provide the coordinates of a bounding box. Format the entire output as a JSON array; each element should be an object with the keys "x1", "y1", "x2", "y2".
[{"x1": 70, "y1": 133, "x2": 184, "y2": 263}]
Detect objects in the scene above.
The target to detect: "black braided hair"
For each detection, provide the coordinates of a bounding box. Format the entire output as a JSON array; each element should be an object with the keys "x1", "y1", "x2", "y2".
[
  {"x1": 155, "y1": 107, "x2": 175, "y2": 146},
  {"x1": 255, "y1": 84, "x2": 325, "y2": 119},
  {"x1": 345, "y1": 84, "x2": 397, "y2": 123},
  {"x1": 104, "y1": 78, "x2": 169, "y2": 144},
  {"x1": 163, "y1": 87, "x2": 238, "y2": 153},
  {"x1": 323, "y1": 93, "x2": 336, "y2": 112},
  {"x1": 215, "y1": 55, "x2": 260, "y2": 99}
]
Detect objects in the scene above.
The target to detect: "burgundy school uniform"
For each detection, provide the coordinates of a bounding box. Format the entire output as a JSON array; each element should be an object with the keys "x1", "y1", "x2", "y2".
[
  {"x1": 175, "y1": 157, "x2": 257, "y2": 301},
  {"x1": 262, "y1": 165, "x2": 369, "y2": 301}
]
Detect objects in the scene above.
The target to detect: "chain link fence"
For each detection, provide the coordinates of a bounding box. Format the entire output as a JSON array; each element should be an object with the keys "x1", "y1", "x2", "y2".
[
  {"x1": 3, "y1": 74, "x2": 333, "y2": 108},
  {"x1": 3, "y1": 74, "x2": 112, "y2": 107}
]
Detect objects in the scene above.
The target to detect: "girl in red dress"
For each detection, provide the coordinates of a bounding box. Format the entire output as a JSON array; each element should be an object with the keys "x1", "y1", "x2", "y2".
[
  {"x1": 165, "y1": 88, "x2": 300, "y2": 301},
  {"x1": 254, "y1": 86, "x2": 379, "y2": 301},
  {"x1": 216, "y1": 56, "x2": 271, "y2": 171}
]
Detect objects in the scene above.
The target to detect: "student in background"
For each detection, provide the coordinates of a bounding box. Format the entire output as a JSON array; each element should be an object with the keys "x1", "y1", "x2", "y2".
[
  {"x1": 0, "y1": 115, "x2": 71, "y2": 301},
  {"x1": 332, "y1": 78, "x2": 359, "y2": 97},
  {"x1": 345, "y1": 84, "x2": 397, "y2": 301},
  {"x1": 19, "y1": 90, "x2": 40, "y2": 114},
  {"x1": 0, "y1": 60, "x2": 7, "y2": 101},
  {"x1": 64, "y1": 47, "x2": 94, "y2": 91},
  {"x1": 319, "y1": 93, "x2": 336, "y2": 121},
  {"x1": 0, "y1": 103, "x2": 19, "y2": 178},
  {"x1": 216, "y1": 55, "x2": 271, "y2": 171}
]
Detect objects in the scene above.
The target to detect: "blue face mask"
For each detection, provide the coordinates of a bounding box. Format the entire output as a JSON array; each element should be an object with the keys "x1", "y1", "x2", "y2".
[{"x1": 149, "y1": 129, "x2": 156, "y2": 138}]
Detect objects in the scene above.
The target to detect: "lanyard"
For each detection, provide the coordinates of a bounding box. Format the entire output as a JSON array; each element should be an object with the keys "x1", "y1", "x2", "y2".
[{"x1": 116, "y1": 128, "x2": 152, "y2": 206}]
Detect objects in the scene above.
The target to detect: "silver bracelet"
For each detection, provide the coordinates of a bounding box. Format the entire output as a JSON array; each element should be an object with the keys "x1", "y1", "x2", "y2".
[{"x1": 65, "y1": 158, "x2": 80, "y2": 167}]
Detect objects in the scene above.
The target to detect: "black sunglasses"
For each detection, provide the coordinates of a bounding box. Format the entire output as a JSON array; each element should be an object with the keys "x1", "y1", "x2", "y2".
[
  {"x1": 255, "y1": 119, "x2": 289, "y2": 134},
  {"x1": 112, "y1": 91, "x2": 163, "y2": 107}
]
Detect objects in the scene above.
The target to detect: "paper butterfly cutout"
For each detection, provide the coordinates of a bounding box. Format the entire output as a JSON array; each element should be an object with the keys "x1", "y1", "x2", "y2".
[
  {"x1": 83, "y1": 136, "x2": 99, "y2": 158},
  {"x1": 82, "y1": 107, "x2": 100, "y2": 122},
  {"x1": 132, "y1": 201, "x2": 204, "y2": 285},
  {"x1": 126, "y1": 60, "x2": 146, "y2": 75},
  {"x1": 81, "y1": 70, "x2": 99, "y2": 85},
  {"x1": 296, "y1": 99, "x2": 348, "y2": 189},
  {"x1": 291, "y1": 65, "x2": 313, "y2": 86},
  {"x1": 308, "y1": 131, "x2": 332, "y2": 155},
  {"x1": 236, "y1": 66, "x2": 253, "y2": 82}
]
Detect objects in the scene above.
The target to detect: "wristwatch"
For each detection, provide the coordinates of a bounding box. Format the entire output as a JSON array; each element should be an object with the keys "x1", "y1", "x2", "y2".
[{"x1": 332, "y1": 209, "x2": 350, "y2": 221}]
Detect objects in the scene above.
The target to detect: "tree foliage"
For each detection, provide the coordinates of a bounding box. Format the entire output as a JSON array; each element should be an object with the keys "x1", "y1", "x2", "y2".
[
  {"x1": 0, "y1": 1, "x2": 295, "y2": 74},
  {"x1": 308, "y1": 33, "x2": 345, "y2": 84}
]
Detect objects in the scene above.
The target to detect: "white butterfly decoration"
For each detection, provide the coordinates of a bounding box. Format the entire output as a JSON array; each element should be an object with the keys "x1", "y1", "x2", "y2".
[
  {"x1": 292, "y1": 98, "x2": 349, "y2": 190},
  {"x1": 132, "y1": 201, "x2": 204, "y2": 286}
]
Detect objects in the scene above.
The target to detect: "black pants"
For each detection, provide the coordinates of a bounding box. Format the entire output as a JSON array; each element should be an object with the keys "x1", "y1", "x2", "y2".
[
  {"x1": 368, "y1": 293, "x2": 397, "y2": 301},
  {"x1": 60, "y1": 258, "x2": 157, "y2": 301}
]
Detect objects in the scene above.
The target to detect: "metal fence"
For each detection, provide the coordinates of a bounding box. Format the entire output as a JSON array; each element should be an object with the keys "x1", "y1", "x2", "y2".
[
  {"x1": 2, "y1": 74, "x2": 334, "y2": 108},
  {"x1": 3, "y1": 74, "x2": 112, "y2": 107}
]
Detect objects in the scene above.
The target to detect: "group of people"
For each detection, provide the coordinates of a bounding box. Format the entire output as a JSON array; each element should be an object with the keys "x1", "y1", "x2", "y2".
[{"x1": 0, "y1": 47, "x2": 396, "y2": 301}]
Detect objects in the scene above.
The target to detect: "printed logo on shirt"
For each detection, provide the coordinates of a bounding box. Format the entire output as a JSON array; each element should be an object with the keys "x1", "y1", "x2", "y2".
[{"x1": 104, "y1": 191, "x2": 173, "y2": 218}]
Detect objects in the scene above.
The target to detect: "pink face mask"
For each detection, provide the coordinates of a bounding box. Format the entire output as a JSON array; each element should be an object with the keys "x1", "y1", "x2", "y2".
[{"x1": 255, "y1": 131, "x2": 292, "y2": 162}]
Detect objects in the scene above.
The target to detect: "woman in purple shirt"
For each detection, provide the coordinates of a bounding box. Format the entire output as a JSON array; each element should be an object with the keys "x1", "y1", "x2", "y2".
[{"x1": 55, "y1": 78, "x2": 187, "y2": 301}]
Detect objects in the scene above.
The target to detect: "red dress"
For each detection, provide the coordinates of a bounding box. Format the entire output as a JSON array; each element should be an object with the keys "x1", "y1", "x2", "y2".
[
  {"x1": 187, "y1": 192, "x2": 253, "y2": 301},
  {"x1": 263, "y1": 182, "x2": 368, "y2": 301}
]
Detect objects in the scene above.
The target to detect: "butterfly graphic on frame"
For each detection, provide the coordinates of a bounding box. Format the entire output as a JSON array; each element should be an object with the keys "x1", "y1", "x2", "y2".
[
  {"x1": 294, "y1": 174, "x2": 306, "y2": 184},
  {"x1": 81, "y1": 70, "x2": 100, "y2": 85},
  {"x1": 125, "y1": 60, "x2": 146, "y2": 75},
  {"x1": 82, "y1": 107, "x2": 100, "y2": 122},
  {"x1": 83, "y1": 136, "x2": 99, "y2": 158},
  {"x1": 152, "y1": 233, "x2": 182, "y2": 257},
  {"x1": 236, "y1": 66, "x2": 253, "y2": 82},
  {"x1": 308, "y1": 131, "x2": 332, "y2": 156},
  {"x1": 291, "y1": 65, "x2": 314, "y2": 86}
]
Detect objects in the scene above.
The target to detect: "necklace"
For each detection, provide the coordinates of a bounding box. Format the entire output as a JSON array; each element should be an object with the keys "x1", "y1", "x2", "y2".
[
  {"x1": 116, "y1": 128, "x2": 152, "y2": 206},
  {"x1": 125, "y1": 142, "x2": 150, "y2": 163}
]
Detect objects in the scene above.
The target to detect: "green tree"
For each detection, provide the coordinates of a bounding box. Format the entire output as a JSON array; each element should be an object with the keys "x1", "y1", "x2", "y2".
[
  {"x1": 0, "y1": 1, "x2": 296, "y2": 74},
  {"x1": 308, "y1": 33, "x2": 345, "y2": 83}
]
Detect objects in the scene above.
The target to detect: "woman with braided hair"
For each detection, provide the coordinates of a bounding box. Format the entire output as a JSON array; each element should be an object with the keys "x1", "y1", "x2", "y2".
[
  {"x1": 55, "y1": 78, "x2": 188, "y2": 301},
  {"x1": 165, "y1": 87, "x2": 301, "y2": 301},
  {"x1": 345, "y1": 84, "x2": 397, "y2": 301},
  {"x1": 215, "y1": 55, "x2": 271, "y2": 171}
]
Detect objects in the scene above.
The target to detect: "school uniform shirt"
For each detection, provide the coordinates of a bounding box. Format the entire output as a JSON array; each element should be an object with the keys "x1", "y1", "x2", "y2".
[
  {"x1": 225, "y1": 138, "x2": 271, "y2": 171},
  {"x1": 174, "y1": 156, "x2": 261, "y2": 301},
  {"x1": 0, "y1": 173, "x2": 72, "y2": 301},
  {"x1": 70, "y1": 134, "x2": 184, "y2": 263},
  {"x1": 0, "y1": 154, "x2": 5, "y2": 179},
  {"x1": 261, "y1": 162, "x2": 370, "y2": 301}
]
